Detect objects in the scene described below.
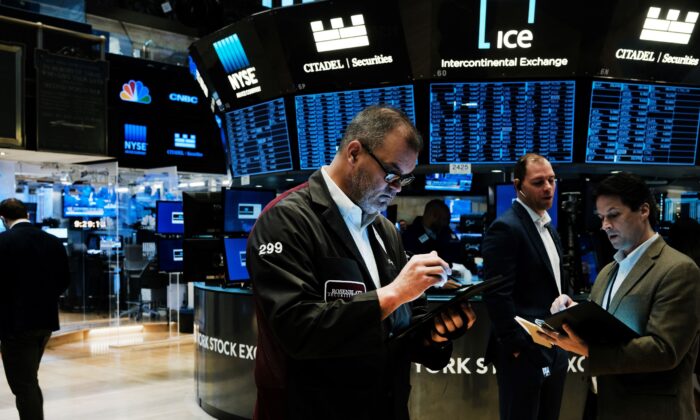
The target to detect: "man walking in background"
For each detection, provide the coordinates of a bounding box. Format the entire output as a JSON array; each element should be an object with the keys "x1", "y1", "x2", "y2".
[{"x1": 0, "y1": 198, "x2": 71, "y2": 419}]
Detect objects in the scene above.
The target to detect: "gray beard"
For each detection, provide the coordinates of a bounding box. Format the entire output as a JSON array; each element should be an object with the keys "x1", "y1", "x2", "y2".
[{"x1": 350, "y1": 169, "x2": 382, "y2": 215}]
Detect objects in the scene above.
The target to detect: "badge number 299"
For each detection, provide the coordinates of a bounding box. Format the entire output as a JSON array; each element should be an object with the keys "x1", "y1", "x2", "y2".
[{"x1": 259, "y1": 242, "x2": 283, "y2": 255}]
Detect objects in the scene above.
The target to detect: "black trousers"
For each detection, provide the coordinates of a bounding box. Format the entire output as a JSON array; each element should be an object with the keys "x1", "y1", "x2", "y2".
[
  {"x1": 494, "y1": 344, "x2": 569, "y2": 420},
  {"x1": 1, "y1": 330, "x2": 51, "y2": 420}
]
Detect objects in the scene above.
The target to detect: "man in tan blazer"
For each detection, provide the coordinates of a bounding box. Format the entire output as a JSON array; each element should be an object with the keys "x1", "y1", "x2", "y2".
[{"x1": 544, "y1": 172, "x2": 700, "y2": 420}]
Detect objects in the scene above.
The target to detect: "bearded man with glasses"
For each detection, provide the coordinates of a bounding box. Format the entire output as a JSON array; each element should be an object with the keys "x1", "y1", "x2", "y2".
[{"x1": 247, "y1": 105, "x2": 476, "y2": 420}]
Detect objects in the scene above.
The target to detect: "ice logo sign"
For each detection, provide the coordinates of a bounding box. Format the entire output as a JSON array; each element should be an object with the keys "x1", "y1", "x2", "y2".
[
  {"x1": 213, "y1": 33, "x2": 260, "y2": 98},
  {"x1": 478, "y1": 0, "x2": 536, "y2": 49},
  {"x1": 640, "y1": 7, "x2": 698, "y2": 45},
  {"x1": 310, "y1": 14, "x2": 369, "y2": 53},
  {"x1": 120, "y1": 80, "x2": 152, "y2": 104}
]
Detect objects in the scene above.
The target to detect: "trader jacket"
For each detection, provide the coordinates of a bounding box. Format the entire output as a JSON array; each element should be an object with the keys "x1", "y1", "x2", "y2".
[
  {"x1": 247, "y1": 170, "x2": 452, "y2": 420},
  {"x1": 587, "y1": 237, "x2": 700, "y2": 420}
]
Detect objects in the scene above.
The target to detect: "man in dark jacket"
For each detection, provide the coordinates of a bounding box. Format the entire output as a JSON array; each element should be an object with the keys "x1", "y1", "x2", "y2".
[
  {"x1": 0, "y1": 198, "x2": 70, "y2": 420},
  {"x1": 402, "y1": 199, "x2": 463, "y2": 265},
  {"x1": 247, "y1": 106, "x2": 476, "y2": 420},
  {"x1": 482, "y1": 154, "x2": 569, "y2": 420}
]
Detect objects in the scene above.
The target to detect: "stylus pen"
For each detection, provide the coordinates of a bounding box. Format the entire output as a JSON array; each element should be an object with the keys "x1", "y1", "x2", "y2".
[{"x1": 404, "y1": 251, "x2": 462, "y2": 283}]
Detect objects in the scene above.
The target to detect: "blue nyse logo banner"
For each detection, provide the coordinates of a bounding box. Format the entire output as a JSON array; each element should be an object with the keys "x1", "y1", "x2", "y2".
[{"x1": 124, "y1": 123, "x2": 147, "y2": 155}]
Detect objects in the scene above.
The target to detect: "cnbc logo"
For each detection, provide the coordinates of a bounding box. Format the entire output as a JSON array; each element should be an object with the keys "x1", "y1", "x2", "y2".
[
  {"x1": 213, "y1": 34, "x2": 261, "y2": 98},
  {"x1": 124, "y1": 124, "x2": 147, "y2": 156},
  {"x1": 478, "y1": 0, "x2": 536, "y2": 49},
  {"x1": 120, "y1": 80, "x2": 151, "y2": 104}
]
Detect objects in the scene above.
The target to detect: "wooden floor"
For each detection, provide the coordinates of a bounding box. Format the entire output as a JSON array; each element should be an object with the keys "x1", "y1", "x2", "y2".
[{"x1": 0, "y1": 326, "x2": 215, "y2": 420}]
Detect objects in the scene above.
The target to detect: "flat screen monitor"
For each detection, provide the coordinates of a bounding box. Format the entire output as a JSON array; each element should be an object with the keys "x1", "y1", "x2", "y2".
[
  {"x1": 222, "y1": 188, "x2": 276, "y2": 234},
  {"x1": 445, "y1": 198, "x2": 473, "y2": 223},
  {"x1": 224, "y1": 237, "x2": 249, "y2": 282},
  {"x1": 295, "y1": 85, "x2": 416, "y2": 169},
  {"x1": 42, "y1": 227, "x2": 68, "y2": 239},
  {"x1": 429, "y1": 80, "x2": 576, "y2": 164},
  {"x1": 585, "y1": 80, "x2": 700, "y2": 165},
  {"x1": 157, "y1": 238, "x2": 184, "y2": 272},
  {"x1": 224, "y1": 97, "x2": 293, "y2": 177},
  {"x1": 425, "y1": 173, "x2": 473, "y2": 192},
  {"x1": 62, "y1": 184, "x2": 117, "y2": 218},
  {"x1": 183, "y1": 238, "x2": 224, "y2": 283},
  {"x1": 107, "y1": 53, "x2": 226, "y2": 174},
  {"x1": 156, "y1": 201, "x2": 184, "y2": 234},
  {"x1": 271, "y1": 0, "x2": 413, "y2": 89},
  {"x1": 495, "y1": 183, "x2": 558, "y2": 228},
  {"x1": 183, "y1": 191, "x2": 222, "y2": 237}
]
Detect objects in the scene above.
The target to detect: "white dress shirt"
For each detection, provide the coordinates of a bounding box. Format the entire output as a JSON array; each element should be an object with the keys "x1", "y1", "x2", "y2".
[
  {"x1": 602, "y1": 233, "x2": 659, "y2": 310},
  {"x1": 321, "y1": 167, "x2": 381, "y2": 289},
  {"x1": 516, "y1": 198, "x2": 562, "y2": 294}
]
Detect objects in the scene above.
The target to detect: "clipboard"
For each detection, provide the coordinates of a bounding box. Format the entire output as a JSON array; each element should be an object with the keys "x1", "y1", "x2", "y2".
[
  {"x1": 390, "y1": 275, "x2": 507, "y2": 342},
  {"x1": 543, "y1": 300, "x2": 640, "y2": 344}
]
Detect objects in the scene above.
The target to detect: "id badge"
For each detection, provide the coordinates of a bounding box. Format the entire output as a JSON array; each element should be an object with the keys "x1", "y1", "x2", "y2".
[{"x1": 324, "y1": 280, "x2": 366, "y2": 302}]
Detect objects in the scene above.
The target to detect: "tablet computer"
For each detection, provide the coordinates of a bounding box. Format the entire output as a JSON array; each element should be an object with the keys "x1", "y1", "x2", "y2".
[
  {"x1": 390, "y1": 275, "x2": 507, "y2": 342},
  {"x1": 543, "y1": 300, "x2": 640, "y2": 344}
]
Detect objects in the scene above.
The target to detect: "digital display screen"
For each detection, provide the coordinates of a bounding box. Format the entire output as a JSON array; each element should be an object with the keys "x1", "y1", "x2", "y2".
[
  {"x1": 585, "y1": 81, "x2": 700, "y2": 165},
  {"x1": 445, "y1": 198, "x2": 473, "y2": 223},
  {"x1": 295, "y1": 85, "x2": 415, "y2": 169},
  {"x1": 271, "y1": 0, "x2": 413, "y2": 89},
  {"x1": 430, "y1": 80, "x2": 575, "y2": 164},
  {"x1": 425, "y1": 173, "x2": 473, "y2": 192},
  {"x1": 430, "y1": 0, "x2": 581, "y2": 79},
  {"x1": 495, "y1": 183, "x2": 558, "y2": 228},
  {"x1": 183, "y1": 191, "x2": 222, "y2": 237},
  {"x1": 156, "y1": 201, "x2": 184, "y2": 234},
  {"x1": 157, "y1": 238, "x2": 184, "y2": 272},
  {"x1": 107, "y1": 53, "x2": 226, "y2": 174},
  {"x1": 189, "y1": 16, "x2": 293, "y2": 109},
  {"x1": 592, "y1": 0, "x2": 700, "y2": 84},
  {"x1": 224, "y1": 237, "x2": 249, "y2": 282},
  {"x1": 62, "y1": 185, "x2": 117, "y2": 218},
  {"x1": 42, "y1": 227, "x2": 68, "y2": 239},
  {"x1": 223, "y1": 188, "x2": 276, "y2": 234},
  {"x1": 183, "y1": 238, "x2": 225, "y2": 282},
  {"x1": 225, "y1": 98, "x2": 293, "y2": 176}
]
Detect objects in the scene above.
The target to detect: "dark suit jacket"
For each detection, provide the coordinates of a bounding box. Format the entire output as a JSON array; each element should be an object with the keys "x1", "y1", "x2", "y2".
[
  {"x1": 0, "y1": 222, "x2": 70, "y2": 338},
  {"x1": 248, "y1": 170, "x2": 452, "y2": 420},
  {"x1": 401, "y1": 217, "x2": 463, "y2": 266},
  {"x1": 482, "y1": 201, "x2": 568, "y2": 362},
  {"x1": 588, "y1": 237, "x2": 700, "y2": 420}
]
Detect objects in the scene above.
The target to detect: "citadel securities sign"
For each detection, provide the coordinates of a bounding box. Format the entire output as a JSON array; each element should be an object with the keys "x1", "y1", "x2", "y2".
[
  {"x1": 271, "y1": 0, "x2": 413, "y2": 90},
  {"x1": 302, "y1": 14, "x2": 394, "y2": 74},
  {"x1": 433, "y1": 0, "x2": 578, "y2": 77},
  {"x1": 596, "y1": 1, "x2": 700, "y2": 83},
  {"x1": 612, "y1": 7, "x2": 699, "y2": 67}
]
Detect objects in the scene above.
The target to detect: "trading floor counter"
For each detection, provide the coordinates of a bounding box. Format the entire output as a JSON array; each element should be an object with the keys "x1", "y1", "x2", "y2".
[{"x1": 194, "y1": 283, "x2": 588, "y2": 420}]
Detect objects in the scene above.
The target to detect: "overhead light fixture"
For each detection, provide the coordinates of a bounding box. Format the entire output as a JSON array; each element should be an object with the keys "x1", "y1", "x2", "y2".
[
  {"x1": 189, "y1": 181, "x2": 205, "y2": 188},
  {"x1": 285, "y1": 178, "x2": 294, "y2": 182},
  {"x1": 491, "y1": 169, "x2": 503, "y2": 173}
]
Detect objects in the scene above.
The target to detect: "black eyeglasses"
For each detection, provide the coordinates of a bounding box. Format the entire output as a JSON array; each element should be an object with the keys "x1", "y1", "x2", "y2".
[{"x1": 361, "y1": 143, "x2": 415, "y2": 187}]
